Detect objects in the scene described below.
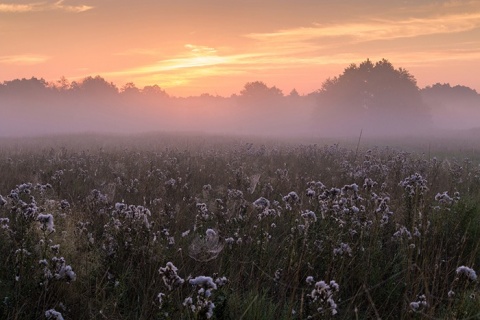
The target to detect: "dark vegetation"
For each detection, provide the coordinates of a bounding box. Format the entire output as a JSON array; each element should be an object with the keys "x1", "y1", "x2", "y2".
[{"x1": 0, "y1": 134, "x2": 479, "y2": 319}]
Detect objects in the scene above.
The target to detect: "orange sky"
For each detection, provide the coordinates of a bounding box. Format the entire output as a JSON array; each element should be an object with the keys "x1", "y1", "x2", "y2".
[{"x1": 1, "y1": 0, "x2": 480, "y2": 96}]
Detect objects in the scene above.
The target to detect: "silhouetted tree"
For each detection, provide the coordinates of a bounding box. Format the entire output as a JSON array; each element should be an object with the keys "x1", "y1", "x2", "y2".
[
  {"x1": 318, "y1": 59, "x2": 430, "y2": 133},
  {"x1": 54, "y1": 76, "x2": 71, "y2": 92},
  {"x1": 121, "y1": 82, "x2": 140, "y2": 96},
  {"x1": 1, "y1": 77, "x2": 50, "y2": 96},
  {"x1": 288, "y1": 88, "x2": 300, "y2": 98},
  {"x1": 422, "y1": 83, "x2": 479, "y2": 104},
  {"x1": 142, "y1": 85, "x2": 168, "y2": 98},
  {"x1": 239, "y1": 81, "x2": 283, "y2": 100},
  {"x1": 421, "y1": 83, "x2": 479, "y2": 129},
  {"x1": 71, "y1": 76, "x2": 118, "y2": 96}
]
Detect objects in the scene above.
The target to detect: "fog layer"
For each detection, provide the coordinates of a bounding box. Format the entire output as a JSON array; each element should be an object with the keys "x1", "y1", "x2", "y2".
[{"x1": 1, "y1": 60, "x2": 479, "y2": 138}]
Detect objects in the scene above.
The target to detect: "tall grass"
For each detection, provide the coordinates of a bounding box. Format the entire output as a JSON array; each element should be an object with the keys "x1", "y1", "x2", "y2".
[{"x1": 0, "y1": 133, "x2": 479, "y2": 319}]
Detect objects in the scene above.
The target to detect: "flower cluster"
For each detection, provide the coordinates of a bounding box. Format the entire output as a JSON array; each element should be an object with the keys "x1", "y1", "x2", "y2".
[
  {"x1": 40, "y1": 256, "x2": 76, "y2": 284},
  {"x1": 37, "y1": 214, "x2": 55, "y2": 233},
  {"x1": 183, "y1": 275, "x2": 228, "y2": 319},
  {"x1": 456, "y1": 266, "x2": 477, "y2": 281},
  {"x1": 306, "y1": 277, "x2": 340, "y2": 316},
  {"x1": 45, "y1": 309, "x2": 64, "y2": 320},
  {"x1": 158, "y1": 262, "x2": 185, "y2": 291},
  {"x1": 399, "y1": 173, "x2": 429, "y2": 197},
  {"x1": 409, "y1": 294, "x2": 428, "y2": 312}
]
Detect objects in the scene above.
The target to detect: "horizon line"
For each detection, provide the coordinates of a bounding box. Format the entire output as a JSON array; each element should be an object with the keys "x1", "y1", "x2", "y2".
[{"x1": 1, "y1": 74, "x2": 479, "y2": 98}]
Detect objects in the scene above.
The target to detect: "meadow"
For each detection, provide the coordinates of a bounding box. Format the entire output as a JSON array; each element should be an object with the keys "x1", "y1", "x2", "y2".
[{"x1": 0, "y1": 133, "x2": 479, "y2": 319}]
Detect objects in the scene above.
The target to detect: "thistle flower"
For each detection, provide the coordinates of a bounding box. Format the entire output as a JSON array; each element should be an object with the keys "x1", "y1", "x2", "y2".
[
  {"x1": 399, "y1": 173, "x2": 428, "y2": 197},
  {"x1": 306, "y1": 188, "x2": 316, "y2": 197},
  {"x1": 333, "y1": 243, "x2": 352, "y2": 257},
  {"x1": 45, "y1": 309, "x2": 64, "y2": 320},
  {"x1": 18, "y1": 183, "x2": 33, "y2": 194},
  {"x1": 456, "y1": 266, "x2": 477, "y2": 281},
  {"x1": 215, "y1": 276, "x2": 228, "y2": 287},
  {"x1": 253, "y1": 197, "x2": 270, "y2": 211},
  {"x1": 189, "y1": 276, "x2": 217, "y2": 290},
  {"x1": 86, "y1": 189, "x2": 108, "y2": 209},
  {"x1": 183, "y1": 297, "x2": 194, "y2": 309},
  {"x1": 158, "y1": 262, "x2": 185, "y2": 291},
  {"x1": 301, "y1": 210, "x2": 317, "y2": 223},
  {"x1": 392, "y1": 226, "x2": 412, "y2": 240},
  {"x1": 227, "y1": 189, "x2": 243, "y2": 199},
  {"x1": 157, "y1": 292, "x2": 166, "y2": 308},
  {"x1": 283, "y1": 191, "x2": 300, "y2": 203},
  {"x1": 0, "y1": 195, "x2": 6, "y2": 206},
  {"x1": 307, "y1": 279, "x2": 340, "y2": 316},
  {"x1": 341, "y1": 183, "x2": 359, "y2": 194},
  {"x1": 37, "y1": 214, "x2": 55, "y2": 233},
  {"x1": 59, "y1": 200, "x2": 70, "y2": 210},
  {"x1": 274, "y1": 269, "x2": 282, "y2": 282},
  {"x1": 51, "y1": 257, "x2": 76, "y2": 282},
  {"x1": 15, "y1": 248, "x2": 31, "y2": 256},
  {"x1": 115, "y1": 202, "x2": 127, "y2": 211},
  {"x1": 196, "y1": 203, "x2": 209, "y2": 219},
  {"x1": 186, "y1": 275, "x2": 225, "y2": 318},
  {"x1": 435, "y1": 191, "x2": 458, "y2": 205},
  {"x1": 205, "y1": 228, "x2": 217, "y2": 239},
  {"x1": 363, "y1": 178, "x2": 377, "y2": 190},
  {"x1": 164, "y1": 178, "x2": 176, "y2": 187},
  {"x1": 0, "y1": 217, "x2": 9, "y2": 229},
  {"x1": 50, "y1": 244, "x2": 60, "y2": 254},
  {"x1": 409, "y1": 294, "x2": 428, "y2": 312}
]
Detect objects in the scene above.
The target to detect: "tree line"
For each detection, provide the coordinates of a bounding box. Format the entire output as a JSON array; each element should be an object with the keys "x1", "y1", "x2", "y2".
[
  {"x1": 1, "y1": 59, "x2": 479, "y2": 136},
  {"x1": 1, "y1": 59, "x2": 478, "y2": 104}
]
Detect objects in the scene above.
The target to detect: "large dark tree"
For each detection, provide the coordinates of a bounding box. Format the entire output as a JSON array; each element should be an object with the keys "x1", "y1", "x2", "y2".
[{"x1": 318, "y1": 59, "x2": 430, "y2": 134}]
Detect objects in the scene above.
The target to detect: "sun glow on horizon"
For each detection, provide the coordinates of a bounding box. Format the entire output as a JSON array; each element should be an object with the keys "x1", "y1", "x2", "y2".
[{"x1": 1, "y1": 0, "x2": 479, "y2": 96}]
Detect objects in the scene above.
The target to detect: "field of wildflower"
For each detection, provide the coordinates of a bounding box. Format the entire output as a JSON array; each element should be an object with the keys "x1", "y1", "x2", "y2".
[{"x1": 0, "y1": 133, "x2": 479, "y2": 319}]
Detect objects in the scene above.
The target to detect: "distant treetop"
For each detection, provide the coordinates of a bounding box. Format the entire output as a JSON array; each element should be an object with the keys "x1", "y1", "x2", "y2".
[
  {"x1": 422, "y1": 83, "x2": 478, "y2": 98},
  {"x1": 239, "y1": 81, "x2": 283, "y2": 99},
  {"x1": 317, "y1": 58, "x2": 430, "y2": 133}
]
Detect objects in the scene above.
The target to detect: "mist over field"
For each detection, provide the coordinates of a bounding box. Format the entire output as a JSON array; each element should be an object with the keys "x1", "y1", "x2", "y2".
[
  {"x1": 1, "y1": 60, "x2": 479, "y2": 139},
  {"x1": 4, "y1": 1, "x2": 480, "y2": 318}
]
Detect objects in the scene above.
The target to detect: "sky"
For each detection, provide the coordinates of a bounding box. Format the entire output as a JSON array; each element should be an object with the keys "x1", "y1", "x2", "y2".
[{"x1": 1, "y1": 0, "x2": 480, "y2": 97}]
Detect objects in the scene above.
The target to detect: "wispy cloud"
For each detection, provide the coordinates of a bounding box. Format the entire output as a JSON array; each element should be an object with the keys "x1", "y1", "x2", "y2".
[
  {"x1": 246, "y1": 12, "x2": 480, "y2": 45},
  {"x1": 98, "y1": 34, "x2": 480, "y2": 89},
  {"x1": 235, "y1": 10, "x2": 480, "y2": 73},
  {"x1": 0, "y1": 54, "x2": 49, "y2": 65},
  {"x1": 0, "y1": 3, "x2": 32, "y2": 12},
  {"x1": 0, "y1": 1, "x2": 93, "y2": 13},
  {"x1": 90, "y1": 45, "x2": 263, "y2": 88},
  {"x1": 106, "y1": 45, "x2": 261, "y2": 77},
  {"x1": 71, "y1": 3, "x2": 480, "y2": 91},
  {"x1": 54, "y1": 0, "x2": 92, "y2": 13},
  {"x1": 99, "y1": 43, "x2": 362, "y2": 89},
  {"x1": 184, "y1": 44, "x2": 217, "y2": 56}
]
